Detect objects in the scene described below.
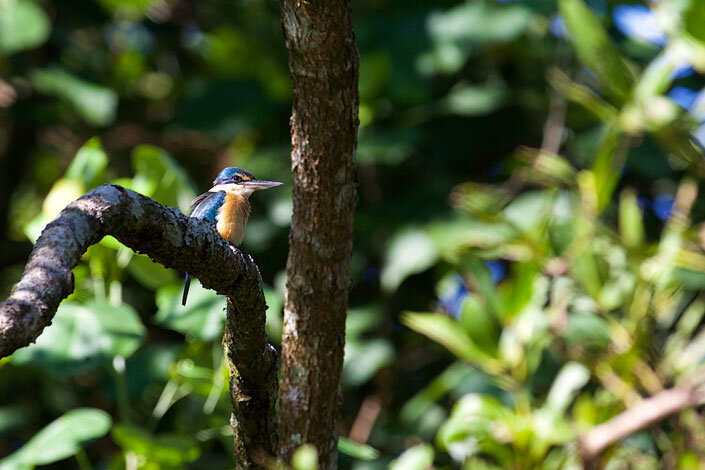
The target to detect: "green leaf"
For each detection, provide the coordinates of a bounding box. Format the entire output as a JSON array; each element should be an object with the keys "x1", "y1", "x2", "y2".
[
  {"x1": 389, "y1": 443, "x2": 434, "y2": 470},
  {"x1": 590, "y1": 126, "x2": 624, "y2": 212},
  {"x1": 0, "y1": 408, "x2": 111, "y2": 469},
  {"x1": 264, "y1": 285, "x2": 284, "y2": 343},
  {"x1": 131, "y1": 145, "x2": 196, "y2": 213},
  {"x1": 0, "y1": 406, "x2": 30, "y2": 434},
  {"x1": 346, "y1": 305, "x2": 383, "y2": 339},
  {"x1": 400, "y1": 361, "x2": 474, "y2": 425},
  {"x1": 460, "y1": 297, "x2": 499, "y2": 354},
  {"x1": 517, "y1": 148, "x2": 576, "y2": 187},
  {"x1": 0, "y1": 0, "x2": 50, "y2": 54},
  {"x1": 381, "y1": 228, "x2": 439, "y2": 292},
  {"x1": 402, "y1": 312, "x2": 501, "y2": 372},
  {"x1": 111, "y1": 424, "x2": 200, "y2": 466},
  {"x1": 501, "y1": 263, "x2": 540, "y2": 320},
  {"x1": 460, "y1": 257, "x2": 504, "y2": 319},
  {"x1": 65, "y1": 138, "x2": 108, "y2": 189},
  {"x1": 684, "y1": 0, "x2": 705, "y2": 44},
  {"x1": 155, "y1": 280, "x2": 226, "y2": 341},
  {"x1": 441, "y1": 82, "x2": 506, "y2": 116},
  {"x1": 292, "y1": 444, "x2": 318, "y2": 470},
  {"x1": 548, "y1": 69, "x2": 618, "y2": 123},
  {"x1": 502, "y1": 190, "x2": 553, "y2": 232},
  {"x1": 619, "y1": 189, "x2": 645, "y2": 249},
  {"x1": 544, "y1": 362, "x2": 590, "y2": 415},
  {"x1": 30, "y1": 67, "x2": 118, "y2": 127},
  {"x1": 451, "y1": 183, "x2": 511, "y2": 215},
  {"x1": 337, "y1": 437, "x2": 380, "y2": 461},
  {"x1": 128, "y1": 254, "x2": 178, "y2": 290},
  {"x1": 436, "y1": 394, "x2": 512, "y2": 457},
  {"x1": 559, "y1": 0, "x2": 633, "y2": 102},
  {"x1": 562, "y1": 312, "x2": 610, "y2": 351},
  {"x1": 343, "y1": 338, "x2": 394, "y2": 386},
  {"x1": 12, "y1": 301, "x2": 146, "y2": 376},
  {"x1": 424, "y1": 3, "x2": 532, "y2": 74},
  {"x1": 426, "y1": 218, "x2": 514, "y2": 261}
]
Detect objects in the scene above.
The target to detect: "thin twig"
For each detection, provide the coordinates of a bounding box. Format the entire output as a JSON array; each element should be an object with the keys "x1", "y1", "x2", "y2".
[{"x1": 579, "y1": 382, "x2": 705, "y2": 464}]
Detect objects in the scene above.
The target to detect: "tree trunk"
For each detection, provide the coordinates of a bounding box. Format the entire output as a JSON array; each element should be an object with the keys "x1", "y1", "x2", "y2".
[{"x1": 278, "y1": 1, "x2": 359, "y2": 468}]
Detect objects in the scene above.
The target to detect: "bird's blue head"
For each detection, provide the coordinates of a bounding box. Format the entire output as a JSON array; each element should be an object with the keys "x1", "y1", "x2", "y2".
[
  {"x1": 211, "y1": 167, "x2": 282, "y2": 195},
  {"x1": 213, "y1": 167, "x2": 255, "y2": 186}
]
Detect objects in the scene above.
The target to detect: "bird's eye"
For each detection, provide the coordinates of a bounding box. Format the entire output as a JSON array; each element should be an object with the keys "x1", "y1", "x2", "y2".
[{"x1": 232, "y1": 175, "x2": 242, "y2": 183}]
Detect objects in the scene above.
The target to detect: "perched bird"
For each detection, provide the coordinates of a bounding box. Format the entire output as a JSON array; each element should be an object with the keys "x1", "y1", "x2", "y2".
[{"x1": 182, "y1": 167, "x2": 282, "y2": 306}]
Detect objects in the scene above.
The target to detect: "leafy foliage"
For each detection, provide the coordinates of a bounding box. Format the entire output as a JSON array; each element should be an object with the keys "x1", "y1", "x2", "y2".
[{"x1": 3, "y1": 0, "x2": 705, "y2": 468}]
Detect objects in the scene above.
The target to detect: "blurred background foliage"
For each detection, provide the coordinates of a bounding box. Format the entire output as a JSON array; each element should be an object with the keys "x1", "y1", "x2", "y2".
[{"x1": 3, "y1": 0, "x2": 705, "y2": 468}]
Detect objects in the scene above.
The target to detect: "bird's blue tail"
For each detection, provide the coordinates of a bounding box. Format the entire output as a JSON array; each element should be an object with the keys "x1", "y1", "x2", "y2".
[{"x1": 182, "y1": 273, "x2": 191, "y2": 306}]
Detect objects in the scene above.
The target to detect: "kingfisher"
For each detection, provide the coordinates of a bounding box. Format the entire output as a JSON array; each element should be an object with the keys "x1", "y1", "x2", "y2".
[{"x1": 182, "y1": 167, "x2": 282, "y2": 306}]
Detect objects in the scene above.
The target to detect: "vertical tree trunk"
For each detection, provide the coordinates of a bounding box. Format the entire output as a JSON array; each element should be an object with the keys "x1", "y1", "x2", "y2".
[{"x1": 278, "y1": 1, "x2": 359, "y2": 468}]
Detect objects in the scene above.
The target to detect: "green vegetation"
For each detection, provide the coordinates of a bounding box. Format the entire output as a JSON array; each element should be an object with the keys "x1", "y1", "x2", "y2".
[{"x1": 2, "y1": 0, "x2": 705, "y2": 468}]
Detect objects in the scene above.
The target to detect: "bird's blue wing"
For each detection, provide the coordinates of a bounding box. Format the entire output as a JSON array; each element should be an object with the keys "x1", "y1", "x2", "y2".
[
  {"x1": 183, "y1": 191, "x2": 226, "y2": 306},
  {"x1": 190, "y1": 191, "x2": 226, "y2": 223}
]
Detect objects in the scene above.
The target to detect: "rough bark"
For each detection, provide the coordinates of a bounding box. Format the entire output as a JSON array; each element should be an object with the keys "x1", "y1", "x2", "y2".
[
  {"x1": 0, "y1": 184, "x2": 277, "y2": 468},
  {"x1": 278, "y1": 1, "x2": 359, "y2": 468}
]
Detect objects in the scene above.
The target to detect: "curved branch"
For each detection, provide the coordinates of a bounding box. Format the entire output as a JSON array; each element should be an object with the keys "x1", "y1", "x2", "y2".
[
  {"x1": 579, "y1": 382, "x2": 705, "y2": 465},
  {"x1": 0, "y1": 184, "x2": 277, "y2": 468}
]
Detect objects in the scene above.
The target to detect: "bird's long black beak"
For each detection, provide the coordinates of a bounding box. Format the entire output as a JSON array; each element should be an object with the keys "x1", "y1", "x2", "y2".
[{"x1": 243, "y1": 180, "x2": 283, "y2": 190}]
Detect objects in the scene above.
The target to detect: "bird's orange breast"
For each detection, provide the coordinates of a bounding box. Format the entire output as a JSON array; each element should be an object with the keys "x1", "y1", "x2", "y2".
[{"x1": 216, "y1": 193, "x2": 251, "y2": 246}]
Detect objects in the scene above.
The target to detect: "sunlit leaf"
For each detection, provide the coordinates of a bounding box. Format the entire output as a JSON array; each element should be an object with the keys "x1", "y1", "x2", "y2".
[
  {"x1": 544, "y1": 362, "x2": 590, "y2": 415},
  {"x1": 0, "y1": 408, "x2": 111, "y2": 469},
  {"x1": 460, "y1": 257, "x2": 504, "y2": 319},
  {"x1": 559, "y1": 0, "x2": 633, "y2": 102},
  {"x1": 338, "y1": 437, "x2": 380, "y2": 461},
  {"x1": 548, "y1": 68, "x2": 619, "y2": 123},
  {"x1": 264, "y1": 285, "x2": 284, "y2": 343},
  {"x1": 30, "y1": 67, "x2": 118, "y2": 127},
  {"x1": 12, "y1": 301, "x2": 146, "y2": 376},
  {"x1": 131, "y1": 145, "x2": 197, "y2": 213},
  {"x1": 400, "y1": 361, "x2": 474, "y2": 425},
  {"x1": 155, "y1": 280, "x2": 225, "y2": 342},
  {"x1": 65, "y1": 138, "x2": 109, "y2": 189},
  {"x1": 111, "y1": 424, "x2": 200, "y2": 466},
  {"x1": 441, "y1": 82, "x2": 506, "y2": 116},
  {"x1": 343, "y1": 338, "x2": 394, "y2": 386},
  {"x1": 381, "y1": 228, "x2": 439, "y2": 292},
  {"x1": 292, "y1": 444, "x2": 318, "y2": 470},
  {"x1": 402, "y1": 312, "x2": 501, "y2": 372},
  {"x1": 424, "y1": 3, "x2": 532, "y2": 74},
  {"x1": 562, "y1": 312, "x2": 610, "y2": 351},
  {"x1": 437, "y1": 393, "x2": 512, "y2": 461},
  {"x1": 460, "y1": 297, "x2": 499, "y2": 355},
  {"x1": 451, "y1": 183, "x2": 512, "y2": 215},
  {"x1": 502, "y1": 191, "x2": 553, "y2": 232},
  {"x1": 517, "y1": 148, "x2": 576, "y2": 187},
  {"x1": 389, "y1": 443, "x2": 434, "y2": 470},
  {"x1": 684, "y1": 0, "x2": 705, "y2": 44},
  {"x1": 0, "y1": 0, "x2": 50, "y2": 54},
  {"x1": 619, "y1": 189, "x2": 645, "y2": 249},
  {"x1": 128, "y1": 254, "x2": 178, "y2": 290}
]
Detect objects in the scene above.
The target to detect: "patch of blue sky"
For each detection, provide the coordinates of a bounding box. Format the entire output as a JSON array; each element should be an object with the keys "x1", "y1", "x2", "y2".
[
  {"x1": 613, "y1": 4, "x2": 667, "y2": 46},
  {"x1": 652, "y1": 194, "x2": 675, "y2": 221},
  {"x1": 550, "y1": 15, "x2": 567, "y2": 38},
  {"x1": 668, "y1": 86, "x2": 699, "y2": 110},
  {"x1": 484, "y1": 260, "x2": 507, "y2": 284},
  {"x1": 439, "y1": 274, "x2": 469, "y2": 318},
  {"x1": 106, "y1": 22, "x2": 155, "y2": 54}
]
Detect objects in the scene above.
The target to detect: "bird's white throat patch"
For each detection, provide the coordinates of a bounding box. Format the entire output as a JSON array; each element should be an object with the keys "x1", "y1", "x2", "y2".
[{"x1": 211, "y1": 183, "x2": 255, "y2": 198}]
